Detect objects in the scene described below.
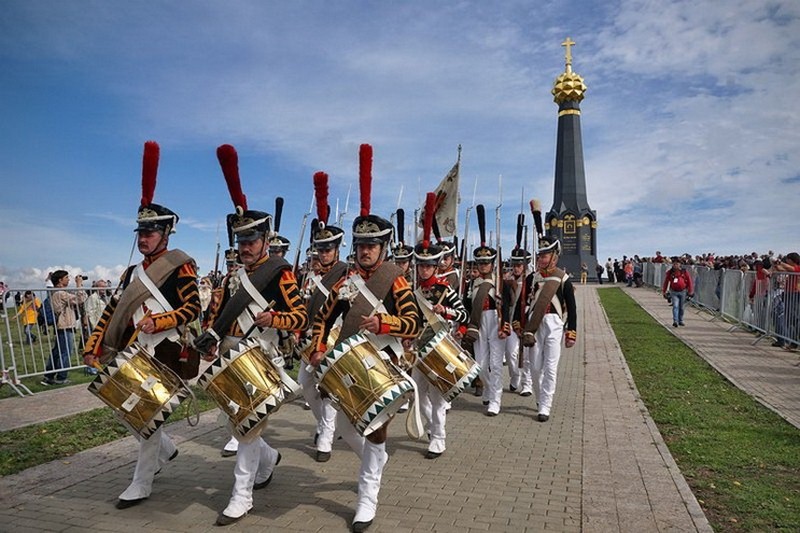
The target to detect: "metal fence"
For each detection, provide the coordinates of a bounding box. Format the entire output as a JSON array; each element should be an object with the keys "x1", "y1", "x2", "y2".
[
  {"x1": 1, "y1": 286, "x2": 115, "y2": 396},
  {"x1": 641, "y1": 263, "x2": 800, "y2": 348}
]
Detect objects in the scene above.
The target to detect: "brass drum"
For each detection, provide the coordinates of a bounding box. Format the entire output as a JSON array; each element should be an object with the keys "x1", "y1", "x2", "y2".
[
  {"x1": 88, "y1": 342, "x2": 190, "y2": 440},
  {"x1": 198, "y1": 338, "x2": 297, "y2": 440},
  {"x1": 316, "y1": 333, "x2": 414, "y2": 437},
  {"x1": 416, "y1": 328, "x2": 481, "y2": 402},
  {"x1": 296, "y1": 324, "x2": 341, "y2": 364}
]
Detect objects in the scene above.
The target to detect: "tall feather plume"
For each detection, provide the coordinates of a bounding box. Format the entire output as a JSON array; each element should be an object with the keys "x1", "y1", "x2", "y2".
[
  {"x1": 515, "y1": 213, "x2": 525, "y2": 249},
  {"x1": 530, "y1": 199, "x2": 543, "y2": 237},
  {"x1": 476, "y1": 204, "x2": 487, "y2": 246},
  {"x1": 216, "y1": 144, "x2": 247, "y2": 214},
  {"x1": 274, "y1": 197, "x2": 284, "y2": 233},
  {"x1": 423, "y1": 192, "x2": 436, "y2": 249},
  {"x1": 313, "y1": 171, "x2": 330, "y2": 225},
  {"x1": 310, "y1": 218, "x2": 318, "y2": 245},
  {"x1": 141, "y1": 141, "x2": 160, "y2": 207},
  {"x1": 225, "y1": 214, "x2": 236, "y2": 248},
  {"x1": 359, "y1": 144, "x2": 373, "y2": 217},
  {"x1": 396, "y1": 209, "x2": 405, "y2": 245}
]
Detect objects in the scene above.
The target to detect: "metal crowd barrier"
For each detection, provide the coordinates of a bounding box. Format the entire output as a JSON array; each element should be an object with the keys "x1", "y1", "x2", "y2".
[
  {"x1": 1, "y1": 286, "x2": 113, "y2": 396},
  {"x1": 640, "y1": 264, "x2": 800, "y2": 348}
]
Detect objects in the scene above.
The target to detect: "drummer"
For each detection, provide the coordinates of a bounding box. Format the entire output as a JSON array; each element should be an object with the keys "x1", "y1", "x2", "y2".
[
  {"x1": 309, "y1": 144, "x2": 420, "y2": 533},
  {"x1": 411, "y1": 193, "x2": 468, "y2": 459},
  {"x1": 193, "y1": 144, "x2": 308, "y2": 526},
  {"x1": 83, "y1": 141, "x2": 201, "y2": 510},
  {"x1": 299, "y1": 171, "x2": 348, "y2": 463}
]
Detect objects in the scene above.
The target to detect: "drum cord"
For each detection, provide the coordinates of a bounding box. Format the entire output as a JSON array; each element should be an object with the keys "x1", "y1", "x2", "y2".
[{"x1": 184, "y1": 387, "x2": 201, "y2": 427}]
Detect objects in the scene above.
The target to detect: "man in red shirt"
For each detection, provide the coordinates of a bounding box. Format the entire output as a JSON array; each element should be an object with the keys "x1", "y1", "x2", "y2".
[{"x1": 662, "y1": 257, "x2": 694, "y2": 327}]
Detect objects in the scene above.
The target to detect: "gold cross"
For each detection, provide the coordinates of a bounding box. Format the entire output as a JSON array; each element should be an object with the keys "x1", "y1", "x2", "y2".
[{"x1": 561, "y1": 37, "x2": 575, "y2": 66}]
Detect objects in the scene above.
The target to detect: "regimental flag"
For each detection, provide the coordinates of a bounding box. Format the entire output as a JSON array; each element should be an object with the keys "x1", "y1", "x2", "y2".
[{"x1": 422, "y1": 146, "x2": 461, "y2": 237}]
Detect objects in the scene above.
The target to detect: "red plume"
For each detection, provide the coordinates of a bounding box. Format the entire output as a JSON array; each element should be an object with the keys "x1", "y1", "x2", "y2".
[
  {"x1": 313, "y1": 171, "x2": 330, "y2": 225},
  {"x1": 217, "y1": 144, "x2": 247, "y2": 212},
  {"x1": 359, "y1": 144, "x2": 372, "y2": 217},
  {"x1": 423, "y1": 192, "x2": 436, "y2": 248},
  {"x1": 141, "y1": 141, "x2": 159, "y2": 207}
]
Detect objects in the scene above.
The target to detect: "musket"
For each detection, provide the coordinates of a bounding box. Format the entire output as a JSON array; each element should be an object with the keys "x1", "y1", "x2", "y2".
[
  {"x1": 459, "y1": 175, "x2": 478, "y2": 298},
  {"x1": 495, "y1": 175, "x2": 504, "y2": 332},
  {"x1": 212, "y1": 220, "x2": 221, "y2": 288},
  {"x1": 516, "y1": 211, "x2": 527, "y2": 368},
  {"x1": 293, "y1": 190, "x2": 314, "y2": 273},
  {"x1": 337, "y1": 184, "x2": 351, "y2": 228},
  {"x1": 389, "y1": 185, "x2": 404, "y2": 227}
]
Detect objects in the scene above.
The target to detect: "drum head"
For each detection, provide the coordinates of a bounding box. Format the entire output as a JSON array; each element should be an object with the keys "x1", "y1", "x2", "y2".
[{"x1": 88, "y1": 343, "x2": 189, "y2": 439}]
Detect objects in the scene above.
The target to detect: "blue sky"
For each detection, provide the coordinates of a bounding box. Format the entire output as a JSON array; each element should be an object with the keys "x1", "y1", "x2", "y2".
[{"x1": 1, "y1": 1, "x2": 798, "y2": 286}]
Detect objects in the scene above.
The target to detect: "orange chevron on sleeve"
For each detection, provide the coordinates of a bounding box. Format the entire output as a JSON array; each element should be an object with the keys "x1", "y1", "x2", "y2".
[{"x1": 178, "y1": 262, "x2": 197, "y2": 278}]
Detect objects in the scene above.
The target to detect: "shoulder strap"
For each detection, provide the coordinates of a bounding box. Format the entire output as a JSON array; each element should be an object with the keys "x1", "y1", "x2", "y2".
[
  {"x1": 210, "y1": 256, "x2": 290, "y2": 337},
  {"x1": 468, "y1": 280, "x2": 494, "y2": 328},
  {"x1": 338, "y1": 262, "x2": 403, "y2": 340},
  {"x1": 307, "y1": 261, "x2": 348, "y2": 324},
  {"x1": 524, "y1": 268, "x2": 565, "y2": 335},
  {"x1": 103, "y1": 250, "x2": 191, "y2": 351}
]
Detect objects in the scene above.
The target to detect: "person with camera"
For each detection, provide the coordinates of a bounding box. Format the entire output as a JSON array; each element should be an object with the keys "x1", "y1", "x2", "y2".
[{"x1": 41, "y1": 270, "x2": 87, "y2": 385}]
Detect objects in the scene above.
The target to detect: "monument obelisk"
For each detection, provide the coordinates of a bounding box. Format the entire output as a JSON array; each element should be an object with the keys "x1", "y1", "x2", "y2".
[{"x1": 545, "y1": 37, "x2": 598, "y2": 276}]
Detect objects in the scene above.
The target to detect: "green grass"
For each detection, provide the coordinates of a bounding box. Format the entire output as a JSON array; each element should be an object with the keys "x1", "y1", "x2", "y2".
[
  {"x1": 599, "y1": 288, "x2": 800, "y2": 532},
  {"x1": 0, "y1": 385, "x2": 218, "y2": 476}
]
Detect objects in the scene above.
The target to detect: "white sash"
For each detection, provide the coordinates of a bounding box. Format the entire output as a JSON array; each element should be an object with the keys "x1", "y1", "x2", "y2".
[
  {"x1": 133, "y1": 264, "x2": 180, "y2": 347},
  {"x1": 235, "y1": 267, "x2": 279, "y2": 350}
]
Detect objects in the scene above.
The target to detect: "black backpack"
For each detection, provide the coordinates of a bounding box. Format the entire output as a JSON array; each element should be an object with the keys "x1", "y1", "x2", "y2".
[{"x1": 38, "y1": 296, "x2": 56, "y2": 327}]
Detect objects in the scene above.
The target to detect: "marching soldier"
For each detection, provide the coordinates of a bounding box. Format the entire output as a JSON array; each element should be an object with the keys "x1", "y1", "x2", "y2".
[
  {"x1": 513, "y1": 236, "x2": 576, "y2": 422},
  {"x1": 411, "y1": 193, "x2": 468, "y2": 459},
  {"x1": 193, "y1": 144, "x2": 307, "y2": 526},
  {"x1": 463, "y1": 205, "x2": 512, "y2": 416},
  {"x1": 299, "y1": 171, "x2": 348, "y2": 463},
  {"x1": 309, "y1": 144, "x2": 420, "y2": 532},
  {"x1": 83, "y1": 141, "x2": 201, "y2": 509},
  {"x1": 505, "y1": 216, "x2": 533, "y2": 395}
]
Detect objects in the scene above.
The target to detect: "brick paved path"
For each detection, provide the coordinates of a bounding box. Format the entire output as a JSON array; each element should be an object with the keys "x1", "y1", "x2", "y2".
[
  {"x1": 0, "y1": 287, "x2": 710, "y2": 532},
  {"x1": 623, "y1": 286, "x2": 800, "y2": 430}
]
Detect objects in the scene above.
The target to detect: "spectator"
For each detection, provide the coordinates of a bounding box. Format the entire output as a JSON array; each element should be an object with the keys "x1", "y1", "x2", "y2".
[
  {"x1": 16, "y1": 290, "x2": 41, "y2": 344},
  {"x1": 662, "y1": 257, "x2": 694, "y2": 327},
  {"x1": 748, "y1": 260, "x2": 769, "y2": 331},
  {"x1": 653, "y1": 251, "x2": 665, "y2": 264},
  {"x1": 198, "y1": 276, "x2": 213, "y2": 322},
  {"x1": 42, "y1": 271, "x2": 87, "y2": 385},
  {"x1": 0, "y1": 281, "x2": 6, "y2": 317},
  {"x1": 605, "y1": 257, "x2": 614, "y2": 283},
  {"x1": 595, "y1": 263, "x2": 604, "y2": 285},
  {"x1": 85, "y1": 280, "x2": 110, "y2": 330},
  {"x1": 580, "y1": 262, "x2": 588, "y2": 285},
  {"x1": 773, "y1": 252, "x2": 800, "y2": 350},
  {"x1": 624, "y1": 260, "x2": 634, "y2": 287}
]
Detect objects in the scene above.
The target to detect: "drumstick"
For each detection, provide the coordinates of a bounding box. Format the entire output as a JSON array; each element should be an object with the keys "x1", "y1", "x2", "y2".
[
  {"x1": 241, "y1": 300, "x2": 276, "y2": 341},
  {"x1": 125, "y1": 310, "x2": 153, "y2": 348}
]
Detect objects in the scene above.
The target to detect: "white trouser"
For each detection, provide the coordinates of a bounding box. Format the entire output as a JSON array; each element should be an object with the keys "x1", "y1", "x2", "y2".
[
  {"x1": 353, "y1": 440, "x2": 388, "y2": 525},
  {"x1": 504, "y1": 332, "x2": 520, "y2": 389},
  {"x1": 299, "y1": 363, "x2": 338, "y2": 452},
  {"x1": 223, "y1": 436, "x2": 280, "y2": 518},
  {"x1": 474, "y1": 310, "x2": 505, "y2": 413},
  {"x1": 412, "y1": 367, "x2": 447, "y2": 454},
  {"x1": 119, "y1": 428, "x2": 176, "y2": 501},
  {"x1": 521, "y1": 314, "x2": 564, "y2": 416}
]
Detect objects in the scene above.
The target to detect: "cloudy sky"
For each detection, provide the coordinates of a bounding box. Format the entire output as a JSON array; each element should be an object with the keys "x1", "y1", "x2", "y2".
[{"x1": 1, "y1": 0, "x2": 798, "y2": 286}]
